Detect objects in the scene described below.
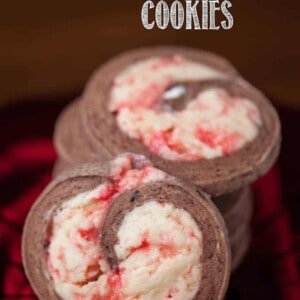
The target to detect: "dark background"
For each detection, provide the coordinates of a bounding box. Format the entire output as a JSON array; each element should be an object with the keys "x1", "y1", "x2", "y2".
[{"x1": 0, "y1": 1, "x2": 300, "y2": 299}]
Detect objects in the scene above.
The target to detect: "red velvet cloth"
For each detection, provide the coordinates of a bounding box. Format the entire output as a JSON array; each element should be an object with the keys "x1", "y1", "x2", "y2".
[{"x1": 0, "y1": 101, "x2": 298, "y2": 300}]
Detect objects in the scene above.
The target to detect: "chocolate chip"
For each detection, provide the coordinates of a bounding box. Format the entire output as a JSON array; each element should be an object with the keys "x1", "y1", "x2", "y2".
[
  {"x1": 130, "y1": 190, "x2": 139, "y2": 202},
  {"x1": 160, "y1": 79, "x2": 240, "y2": 112}
]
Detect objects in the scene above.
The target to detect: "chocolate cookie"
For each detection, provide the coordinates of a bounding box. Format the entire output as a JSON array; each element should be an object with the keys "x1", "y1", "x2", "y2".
[
  {"x1": 52, "y1": 158, "x2": 72, "y2": 178},
  {"x1": 23, "y1": 154, "x2": 230, "y2": 300},
  {"x1": 230, "y1": 226, "x2": 251, "y2": 272},
  {"x1": 77, "y1": 46, "x2": 281, "y2": 196},
  {"x1": 54, "y1": 99, "x2": 104, "y2": 165},
  {"x1": 215, "y1": 187, "x2": 253, "y2": 238}
]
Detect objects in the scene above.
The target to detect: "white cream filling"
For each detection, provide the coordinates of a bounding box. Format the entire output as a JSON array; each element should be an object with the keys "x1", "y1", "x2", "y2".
[
  {"x1": 109, "y1": 56, "x2": 262, "y2": 161},
  {"x1": 116, "y1": 201, "x2": 202, "y2": 300}
]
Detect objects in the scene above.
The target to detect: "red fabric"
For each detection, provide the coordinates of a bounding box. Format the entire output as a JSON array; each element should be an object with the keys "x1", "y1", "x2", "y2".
[{"x1": 0, "y1": 101, "x2": 298, "y2": 300}]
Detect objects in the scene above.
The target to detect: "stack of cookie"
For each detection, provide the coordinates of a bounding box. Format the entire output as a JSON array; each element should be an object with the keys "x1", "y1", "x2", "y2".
[
  {"x1": 54, "y1": 46, "x2": 280, "y2": 270},
  {"x1": 22, "y1": 47, "x2": 281, "y2": 300}
]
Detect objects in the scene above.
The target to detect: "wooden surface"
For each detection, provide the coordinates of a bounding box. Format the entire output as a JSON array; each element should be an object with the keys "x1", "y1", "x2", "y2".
[{"x1": 0, "y1": 1, "x2": 299, "y2": 108}]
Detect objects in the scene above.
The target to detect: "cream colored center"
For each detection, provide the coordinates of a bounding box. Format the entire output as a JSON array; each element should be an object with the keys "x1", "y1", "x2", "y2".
[
  {"x1": 109, "y1": 56, "x2": 262, "y2": 161},
  {"x1": 115, "y1": 201, "x2": 202, "y2": 299}
]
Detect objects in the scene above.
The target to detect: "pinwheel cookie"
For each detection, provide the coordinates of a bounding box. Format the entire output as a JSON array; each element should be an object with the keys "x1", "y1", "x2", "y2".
[
  {"x1": 54, "y1": 46, "x2": 281, "y2": 196},
  {"x1": 23, "y1": 154, "x2": 230, "y2": 300}
]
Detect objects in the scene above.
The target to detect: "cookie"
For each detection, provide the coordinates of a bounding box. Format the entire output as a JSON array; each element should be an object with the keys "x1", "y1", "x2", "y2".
[
  {"x1": 23, "y1": 153, "x2": 230, "y2": 300},
  {"x1": 77, "y1": 46, "x2": 281, "y2": 196}
]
